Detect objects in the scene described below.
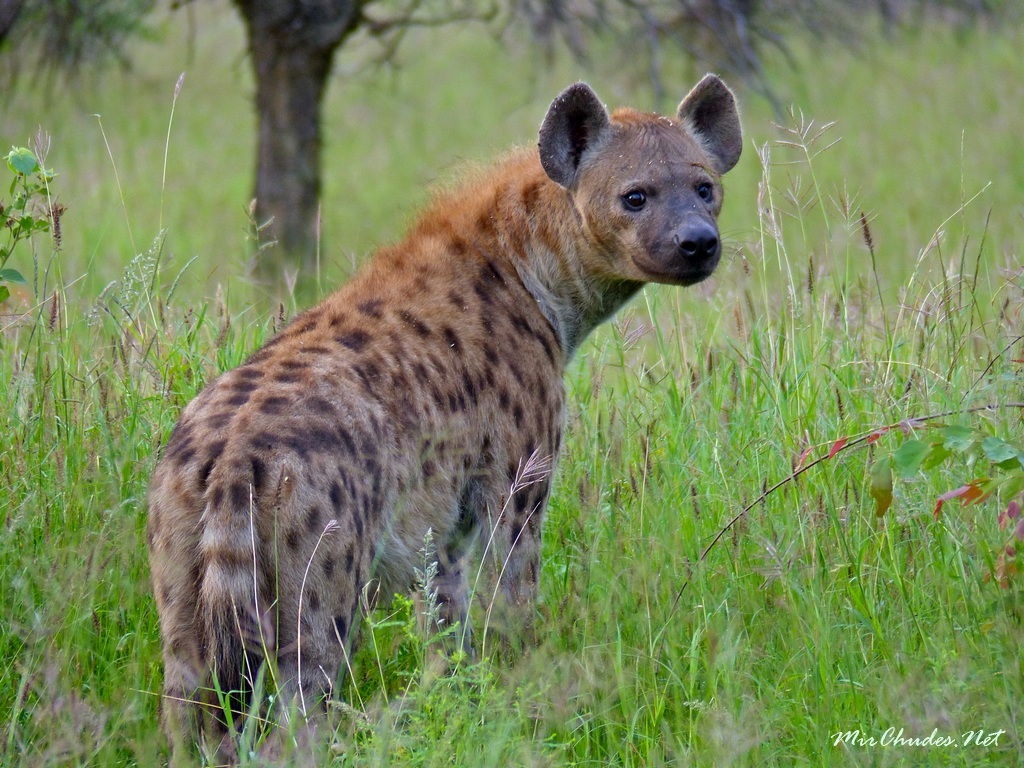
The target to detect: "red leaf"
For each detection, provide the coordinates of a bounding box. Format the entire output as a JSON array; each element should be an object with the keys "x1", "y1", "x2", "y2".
[
  {"x1": 999, "y1": 500, "x2": 1021, "y2": 530},
  {"x1": 866, "y1": 428, "x2": 889, "y2": 445},
  {"x1": 934, "y1": 485, "x2": 971, "y2": 519},
  {"x1": 962, "y1": 483, "x2": 986, "y2": 505},
  {"x1": 934, "y1": 482, "x2": 988, "y2": 518},
  {"x1": 795, "y1": 446, "x2": 812, "y2": 470},
  {"x1": 827, "y1": 438, "x2": 848, "y2": 459}
]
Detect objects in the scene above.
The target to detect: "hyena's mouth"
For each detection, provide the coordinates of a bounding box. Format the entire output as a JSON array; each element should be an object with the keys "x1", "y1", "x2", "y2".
[{"x1": 636, "y1": 242, "x2": 721, "y2": 286}]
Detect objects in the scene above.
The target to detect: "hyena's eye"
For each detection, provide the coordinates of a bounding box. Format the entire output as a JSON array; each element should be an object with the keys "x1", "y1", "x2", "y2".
[
  {"x1": 621, "y1": 190, "x2": 647, "y2": 211},
  {"x1": 696, "y1": 182, "x2": 714, "y2": 202}
]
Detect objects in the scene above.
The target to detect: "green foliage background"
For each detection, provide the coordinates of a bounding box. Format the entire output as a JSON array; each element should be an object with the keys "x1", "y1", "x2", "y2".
[{"x1": 0, "y1": 3, "x2": 1021, "y2": 765}]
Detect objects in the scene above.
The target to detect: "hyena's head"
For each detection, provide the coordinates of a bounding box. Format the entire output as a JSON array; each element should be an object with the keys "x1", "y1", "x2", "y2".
[{"x1": 539, "y1": 75, "x2": 742, "y2": 286}]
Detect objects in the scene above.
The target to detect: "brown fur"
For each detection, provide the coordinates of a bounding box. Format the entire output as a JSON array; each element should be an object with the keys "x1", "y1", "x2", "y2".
[{"x1": 147, "y1": 75, "x2": 741, "y2": 763}]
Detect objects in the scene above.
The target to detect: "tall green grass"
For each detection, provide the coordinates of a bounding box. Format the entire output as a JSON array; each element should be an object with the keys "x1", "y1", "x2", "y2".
[{"x1": 1, "y1": 4, "x2": 1021, "y2": 765}]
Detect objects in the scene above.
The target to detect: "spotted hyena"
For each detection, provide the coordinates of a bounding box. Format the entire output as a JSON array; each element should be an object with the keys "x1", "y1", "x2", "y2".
[{"x1": 148, "y1": 75, "x2": 741, "y2": 761}]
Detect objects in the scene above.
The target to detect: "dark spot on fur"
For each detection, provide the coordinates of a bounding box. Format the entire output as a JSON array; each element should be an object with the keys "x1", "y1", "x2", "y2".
[
  {"x1": 333, "y1": 614, "x2": 348, "y2": 640},
  {"x1": 476, "y1": 211, "x2": 496, "y2": 236},
  {"x1": 231, "y1": 378, "x2": 262, "y2": 395},
  {"x1": 447, "y1": 390, "x2": 465, "y2": 412},
  {"x1": 357, "y1": 299, "x2": 384, "y2": 319},
  {"x1": 236, "y1": 366, "x2": 264, "y2": 381},
  {"x1": 497, "y1": 388, "x2": 511, "y2": 412},
  {"x1": 514, "y1": 490, "x2": 532, "y2": 517},
  {"x1": 206, "y1": 413, "x2": 231, "y2": 430},
  {"x1": 307, "y1": 395, "x2": 335, "y2": 414},
  {"x1": 337, "y1": 329, "x2": 371, "y2": 352},
  {"x1": 411, "y1": 361, "x2": 430, "y2": 385},
  {"x1": 450, "y1": 236, "x2": 468, "y2": 255},
  {"x1": 259, "y1": 395, "x2": 290, "y2": 415},
  {"x1": 351, "y1": 364, "x2": 373, "y2": 392},
  {"x1": 274, "y1": 371, "x2": 303, "y2": 384},
  {"x1": 173, "y1": 445, "x2": 197, "y2": 467},
  {"x1": 442, "y1": 326, "x2": 461, "y2": 352},
  {"x1": 521, "y1": 179, "x2": 542, "y2": 209},
  {"x1": 473, "y1": 280, "x2": 493, "y2": 305},
  {"x1": 512, "y1": 403, "x2": 524, "y2": 428},
  {"x1": 323, "y1": 556, "x2": 336, "y2": 579},
  {"x1": 251, "y1": 456, "x2": 266, "y2": 492},
  {"x1": 299, "y1": 345, "x2": 331, "y2": 356},
  {"x1": 306, "y1": 505, "x2": 323, "y2": 534},
  {"x1": 286, "y1": 528, "x2": 301, "y2": 551},
  {"x1": 363, "y1": 455, "x2": 379, "y2": 478},
  {"x1": 398, "y1": 310, "x2": 431, "y2": 338},
  {"x1": 294, "y1": 318, "x2": 318, "y2": 335},
  {"x1": 229, "y1": 481, "x2": 250, "y2": 511},
  {"x1": 428, "y1": 383, "x2": 446, "y2": 409},
  {"x1": 307, "y1": 589, "x2": 321, "y2": 612},
  {"x1": 224, "y1": 391, "x2": 252, "y2": 407},
  {"x1": 463, "y1": 374, "x2": 477, "y2": 406},
  {"x1": 448, "y1": 290, "x2": 466, "y2": 309},
  {"x1": 506, "y1": 358, "x2": 524, "y2": 385},
  {"x1": 209, "y1": 485, "x2": 225, "y2": 509},
  {"x1": 510, "y1": 521, "x2": 523, "y2": 546},
  {"x1": 251, "y1": 430, "x2": 278, "y2": 453},
  {"x1": 329, "y1": 481, "x2": 342, "y2": 509},
  {"x1": 422, "y1": 460, "x2": 435, "y2": 479},
  {"x1": 389, "y1": 368, "x2": 409, "y2": 391}
]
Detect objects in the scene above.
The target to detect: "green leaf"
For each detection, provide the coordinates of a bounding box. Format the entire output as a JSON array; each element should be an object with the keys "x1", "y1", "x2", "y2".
[
  {"x1": 893, "y1": 439, "x2": 929, "y2": 479},
  {"x1": 0, "y1": 267, "x2": 26, "y2": 284},
  {"x1": 922, "y1": 444, "x2": 951, "y2": 471},
  {"x1": 6, "y1": 147, "x2": 39, "y2": 176},
  {"x1": 0, "y1": 285, "x2": 8, "y2": 303},
  {"x1": 870, "y1": 459, "x2": 893, "y2": 517},
  {"x1": 982, "y1": 436, "x2": 1020, "y2": 465},
  {"x1": 942, "y1": 425, "x2": 976, "y2": 453},
  {"x1": 999, "y1": 473, "x2": 1024, "y2": 501}
]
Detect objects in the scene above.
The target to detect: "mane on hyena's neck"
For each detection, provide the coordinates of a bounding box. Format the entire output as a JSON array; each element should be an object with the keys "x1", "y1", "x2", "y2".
[{"x1": 400, "y1": 148, "x2": 635, "y2": 358}]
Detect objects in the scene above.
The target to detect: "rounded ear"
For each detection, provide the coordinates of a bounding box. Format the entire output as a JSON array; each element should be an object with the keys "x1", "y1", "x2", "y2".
[
  {"x1": 677, "y1": 74, "x2": 743, "y2": 174},
  {"x1": 538, "y1": 82, "x2": 612, "y2": 188}
]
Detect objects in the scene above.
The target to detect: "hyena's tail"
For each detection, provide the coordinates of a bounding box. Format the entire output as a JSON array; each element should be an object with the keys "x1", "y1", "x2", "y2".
[{"x1": 197, "y1": 473, "x2": 274, "y2": 719}]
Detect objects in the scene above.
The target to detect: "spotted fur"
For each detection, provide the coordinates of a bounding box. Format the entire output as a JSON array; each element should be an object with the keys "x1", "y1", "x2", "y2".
[{"x1": 147, "y1": 74, "x2": 741, "y2": 762}]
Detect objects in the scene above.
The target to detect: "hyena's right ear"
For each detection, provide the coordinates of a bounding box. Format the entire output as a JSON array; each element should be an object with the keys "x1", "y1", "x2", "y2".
[{"x1": 538, "y1": 82, "x2": 612, "y2": 188}]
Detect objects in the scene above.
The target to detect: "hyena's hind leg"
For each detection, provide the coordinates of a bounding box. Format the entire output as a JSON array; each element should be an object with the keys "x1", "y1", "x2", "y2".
[{"x1": 148, "y1": 517, "x2": 224, "y2": 765}]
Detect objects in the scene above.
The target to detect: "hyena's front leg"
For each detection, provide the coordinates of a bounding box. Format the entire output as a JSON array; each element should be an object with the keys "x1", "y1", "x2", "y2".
[
  {"x1": 432, "y1": 543, "x2": 474, "y2": 652},
  {"x1": 481, "y1": 470, "x2": 553, "y2": 654}
]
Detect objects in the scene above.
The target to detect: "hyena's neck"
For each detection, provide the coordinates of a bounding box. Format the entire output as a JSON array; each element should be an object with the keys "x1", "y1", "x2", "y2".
[{"x1": 463, "y1": 151, "x2": 643, "y2": 358}]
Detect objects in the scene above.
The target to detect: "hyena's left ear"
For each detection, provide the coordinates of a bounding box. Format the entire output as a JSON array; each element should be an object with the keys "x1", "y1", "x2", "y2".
[
  {"x1": 539, "y1": 82, "x2": 612, "y2": 188},
  {"x1": 677, "y1": 74, "x2": 743, "y2": 175}
]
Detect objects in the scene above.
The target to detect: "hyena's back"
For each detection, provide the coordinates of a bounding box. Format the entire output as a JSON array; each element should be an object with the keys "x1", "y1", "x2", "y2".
[{"x1": 147, "y1": 190, "x2": 566, "y2": 755}]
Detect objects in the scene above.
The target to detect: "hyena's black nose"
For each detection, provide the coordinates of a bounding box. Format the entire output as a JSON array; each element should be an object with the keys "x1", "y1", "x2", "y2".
[{"x1": 676, "y1": 221, "x2": 720, "y2": 262}]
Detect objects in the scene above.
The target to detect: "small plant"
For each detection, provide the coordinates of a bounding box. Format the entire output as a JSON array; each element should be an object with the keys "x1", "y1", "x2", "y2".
[
  {"x1": 874, "y1": 418, "x2": 1024, "y2": 587},
  {"x1": 1, "y1": 144, "x2": 61, "y2": 304}
]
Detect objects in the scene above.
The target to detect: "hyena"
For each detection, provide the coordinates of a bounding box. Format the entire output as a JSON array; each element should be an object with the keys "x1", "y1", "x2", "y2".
[{"x1": 147, "y1": 74, "x2": 741, "y2": 761}]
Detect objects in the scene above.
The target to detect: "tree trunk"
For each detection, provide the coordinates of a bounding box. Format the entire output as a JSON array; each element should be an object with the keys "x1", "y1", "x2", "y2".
[
  {"x1": 233, "y1": 1, "x2": 363, "y2": 288},
  {"x1": 0, "y1": 0, "x2": 25, "y2": 46}
]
